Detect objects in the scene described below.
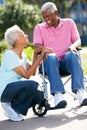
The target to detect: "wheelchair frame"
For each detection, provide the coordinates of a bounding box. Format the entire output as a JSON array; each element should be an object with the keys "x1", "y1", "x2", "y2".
[{"x1": 32, "y1": 49, "x2": 87, "y2": 117}]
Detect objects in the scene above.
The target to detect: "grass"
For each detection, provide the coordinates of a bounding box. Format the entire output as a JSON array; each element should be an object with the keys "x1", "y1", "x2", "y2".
[{"x1": 80, "y1": 47, "x2": 87, "y2": 75}]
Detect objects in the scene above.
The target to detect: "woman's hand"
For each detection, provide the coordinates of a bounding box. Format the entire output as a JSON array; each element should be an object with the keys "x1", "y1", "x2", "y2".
[
  {"x1": 26, "y1": 63, "x2": 31, "y2": 71},
  {"x1": 34, "y1": 47, "x2": 44, "y2": 58}
]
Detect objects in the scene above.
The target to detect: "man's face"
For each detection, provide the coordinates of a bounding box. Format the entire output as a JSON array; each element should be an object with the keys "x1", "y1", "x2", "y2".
[{"x1": 42, "y1": 8, "x2": 58, "y2": 27}]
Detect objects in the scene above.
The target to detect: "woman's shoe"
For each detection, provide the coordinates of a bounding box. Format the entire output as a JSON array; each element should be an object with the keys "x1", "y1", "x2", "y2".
[{"x1": 2, "y1": 103, "x2": 24, "y2": 121}]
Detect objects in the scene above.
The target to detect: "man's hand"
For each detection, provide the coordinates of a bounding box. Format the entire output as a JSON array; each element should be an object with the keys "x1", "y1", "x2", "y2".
[
  {"x1": 45, "y1": 47, "x2": 54, "y2": 54},
  {"x1": 68, "y1": 46, "x2": 78, "y2": 53},
  {"x1": 68, "y1": 40, "x2": 81, "y2": 53}
]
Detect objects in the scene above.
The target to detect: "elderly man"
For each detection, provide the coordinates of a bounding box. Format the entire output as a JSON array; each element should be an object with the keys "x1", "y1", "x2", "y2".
[{"x1": 33, "y1": 2, "x2": 87, "y2": 108}]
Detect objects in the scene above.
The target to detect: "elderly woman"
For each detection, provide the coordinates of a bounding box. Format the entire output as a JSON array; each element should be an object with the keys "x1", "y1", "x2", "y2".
[{"x1": 0, "y1": 25, "x2": 47, "y2": 121}]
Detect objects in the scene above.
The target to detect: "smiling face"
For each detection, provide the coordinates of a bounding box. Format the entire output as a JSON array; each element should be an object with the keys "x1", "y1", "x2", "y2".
[
  {"x1": 42, "y1": 8, "x2": 58, "y2": 27},
  {"x1": 17, "y1": 30, "x2": 29, "y2": 47}
]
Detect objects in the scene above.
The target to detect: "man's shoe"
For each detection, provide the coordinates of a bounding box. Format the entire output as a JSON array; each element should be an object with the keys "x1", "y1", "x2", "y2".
[
  {"x1": 54, "y1": 92, "x2": 67, "y2": 109},
  {"x1": 2, "y1": 103, "x2": 24, "y2": 121},
  {"x1": 76, "y1": 89, "x2": 87, "y2": 106}
]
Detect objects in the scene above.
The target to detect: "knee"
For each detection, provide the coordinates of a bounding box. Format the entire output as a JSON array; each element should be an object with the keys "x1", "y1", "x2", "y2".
[
  {"x1": 30, "y1": 81, "x2": 39, "y2": 90},
  {"x1": 25, "y1": 81, "x2": 39, "y2": 91},
  {"x1": 46, "y1": 53, "x2": 59, "y2": 63},
  {"x1": 47, "y1": 53, "x2": 57, "y2": 58},
  {"x1": 67, "y1": 52, "x2": 79, "y2": 61}
]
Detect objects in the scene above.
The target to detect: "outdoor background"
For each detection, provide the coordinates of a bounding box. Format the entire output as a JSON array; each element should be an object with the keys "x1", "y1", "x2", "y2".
[{"x1": 0, "y1": 0, "x2": 87, "y2": 74}]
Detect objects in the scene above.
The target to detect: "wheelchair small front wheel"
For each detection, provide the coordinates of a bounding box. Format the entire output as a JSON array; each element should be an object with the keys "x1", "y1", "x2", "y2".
[
  {"x1": 32, "y1": 104, "x2": 47, "y2": 117},
  {"x1": 32, "y1": 99, "x2": 49, "y2": 117}
]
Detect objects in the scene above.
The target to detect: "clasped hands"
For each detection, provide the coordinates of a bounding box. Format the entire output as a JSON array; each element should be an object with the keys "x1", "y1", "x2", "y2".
[{"x1": 34, "y1": 46, "x2": 54, "y2": 59}]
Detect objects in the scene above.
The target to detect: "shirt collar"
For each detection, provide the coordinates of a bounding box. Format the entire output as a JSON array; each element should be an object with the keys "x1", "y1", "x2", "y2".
[{"x1": 45, "y1": 17, "x2": 63, "y2": 28}]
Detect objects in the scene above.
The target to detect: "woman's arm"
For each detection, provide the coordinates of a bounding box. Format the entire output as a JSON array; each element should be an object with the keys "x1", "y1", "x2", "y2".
[{"x1": 13, "y1": 47, "x2": 46, "y2": 79}]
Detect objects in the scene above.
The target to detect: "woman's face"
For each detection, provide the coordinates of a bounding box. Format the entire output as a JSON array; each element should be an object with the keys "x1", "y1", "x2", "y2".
[
  {"x1": 17, "y1": 30, "x2": 29, "y2": 46},
  {"x1": 42, "y1": 8, "x2": 58, "y2": 27}
]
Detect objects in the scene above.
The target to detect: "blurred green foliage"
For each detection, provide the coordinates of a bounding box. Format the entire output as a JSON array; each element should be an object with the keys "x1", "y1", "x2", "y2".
[
  {"x1": 0, "y1": 40, "x2": 8, "y2": 63},
  {"x1": 0, "y1": 0, "x2": 42, "y2": 40},
  {"x1": 23, "y1": 45, "x2": 34, "y2": 61}
]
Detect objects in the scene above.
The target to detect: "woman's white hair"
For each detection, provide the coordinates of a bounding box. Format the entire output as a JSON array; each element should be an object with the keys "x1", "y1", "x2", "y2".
[
  {"x1": 41, "y1": 2, "x2": 57, "y2": 13},
  {"x1": 5, "y1": 25, "x2": 21, "y2": 46}
]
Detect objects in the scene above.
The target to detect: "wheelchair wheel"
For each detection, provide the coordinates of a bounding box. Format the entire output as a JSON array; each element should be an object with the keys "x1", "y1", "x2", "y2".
[{"x1": 32, "y1": 99, "x2": 48, "y2": 117}]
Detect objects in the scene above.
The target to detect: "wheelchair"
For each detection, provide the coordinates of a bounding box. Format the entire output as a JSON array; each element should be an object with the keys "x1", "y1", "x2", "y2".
[{"x1": 32, "y1": 49, "x2": 87, "y2": 117}]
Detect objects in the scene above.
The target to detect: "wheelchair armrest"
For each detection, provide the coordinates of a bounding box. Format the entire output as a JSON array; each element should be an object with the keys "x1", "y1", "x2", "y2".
[{"x1": 76, "y1": 47, "x2": 82, "y2": 51}]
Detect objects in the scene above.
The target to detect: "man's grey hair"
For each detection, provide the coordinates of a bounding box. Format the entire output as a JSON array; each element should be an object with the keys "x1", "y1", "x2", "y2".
[
  {"x1": 5, "y1": 25, "x2": 21, "y2": 46},
  {"x1": 41, "y1": 2, "x2": 57, "y2": 13}
]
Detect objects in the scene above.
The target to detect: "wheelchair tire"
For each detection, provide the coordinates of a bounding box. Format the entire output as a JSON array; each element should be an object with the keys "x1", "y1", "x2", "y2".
[
  {"x1": 32, "y1": 104, "x2": 47, "y2": 117},
  {"x1": 32, "y1": 99, "x2": 48, "y2": 117}
]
